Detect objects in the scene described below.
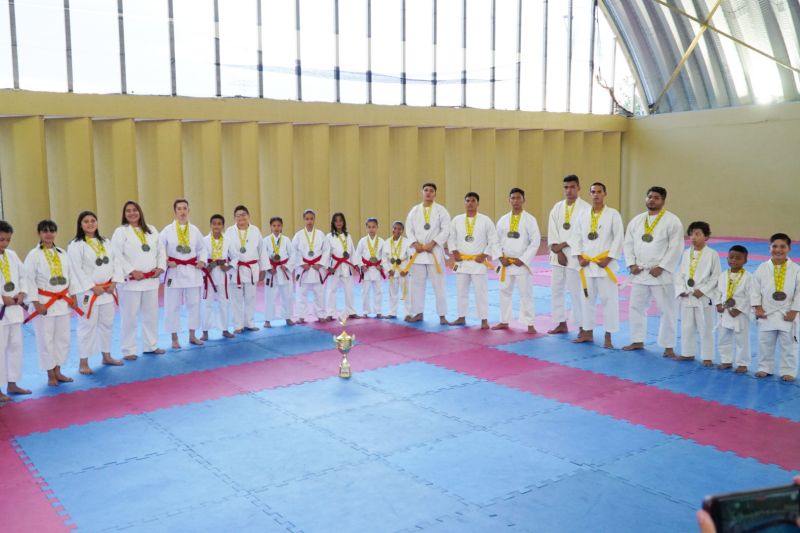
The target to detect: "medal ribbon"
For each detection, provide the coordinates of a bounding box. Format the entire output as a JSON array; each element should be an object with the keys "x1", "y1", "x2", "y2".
[
  {"x1": 237, "y1": 226, "x2": 249, "y2": 251},
  {"x1": 509, "y1": 213, "x2": 521, "y2": 235},
  {"x1": 337, "y1": 233, "x2": 348, "y2": 254},
  {"x1": 270, "y1": 235, "x2": 281, "y2": 256},
  {"x1": 304, "y1": 228, "x2": 316, "y2": 254},
  {"x1": 367, "y1": 236, "x2": 379, "y2": 258},
  {"x1": 390, "y1": 237, "x2": 403, "y2": 266},
  {"x1": 423, "y1": 204, "x2": 432, "y2": 227},
  {"x1": 43, "y1": 246, "x2": 64, "y2": 279},
  {"x1": 175, "y1": 222, "x2": 190, "y2": 248},
  {"x1": 86, "y1": 237, "x2": 108, "y2": 260},
  {"x1": 0, "y1": 252, "x2": 11, "y2": 287},
  {"x1": 132, "y1": 226, "x2": 149, "y2": 247},
  {"x1": 211, "y1": 235, "x2": 224, "y2": 260},
  {"x1": 726, "y1": 270, "x2": 744, "y2": 300},
  {"x1": 590, "y1": 207, "x2": 604, "y2": 235},
  {"x1": 564, "y1": 201, "x2": 576, "y2": 226},
  {"x1": 643, "y1": 210, "x2": 666, "y2": 239},
  {"x1": 465, "y1": 216, "x2": 476, "y2": 240},
  {"x1": 774, "y1": 261, "x2": 787, "y2": 293},
  {"x1": 688, "y1": 248, "x2": 703, "y2": 282}
]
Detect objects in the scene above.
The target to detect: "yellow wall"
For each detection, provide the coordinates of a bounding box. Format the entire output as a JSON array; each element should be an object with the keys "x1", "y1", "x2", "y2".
[
  {"x1": 0, "y1": 90, "x2": 626, "y2": 250},
  {"x1": 623, "y1": 102, "x2": 800, "y2": 238}
]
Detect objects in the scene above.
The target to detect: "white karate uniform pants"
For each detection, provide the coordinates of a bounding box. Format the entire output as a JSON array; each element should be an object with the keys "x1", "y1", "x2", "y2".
[
  {"x1": 410, "y1": 263, "x2": 447, "y2": 317},
  {"x1": 679, "y1": 301, "x2": 715, "y2": 359},
  {"x1": 78, "y1": 300, "x2": 115, "y2": 357},
  {"x1": 164, "y1": 286, "x2": 201, "y2": 333},
  {"x1": 499, "y1": 273, "x2": 535, "y2": 326},
  {"x1": 34, "y1": 314, "x2": 71, "y2": 370},
  {"x1": 628, "y1": 283, "x2": 677, "y2": 348},
  {"x1": 119, "y1": 288, "x2": 160, "y2": 355},
  {"x1": 202, "y1": 290, "x2": 230, "y2": 332},
  {"x1": 387, "y1": 274, "x2": 408, "y2": 317},
  {"x1": 456, "y1": 273, "x2": 488, "y2": 320},
  {"x1": 718, "y1": 320, "x2": 751, "y2": 367},
  {"x1": 361, "y1": 279, "x2": 383, "y2": 315},
  {"x1": 326, "y1": 275, "x2": 356, "y2": 317},
  {"x1": 551, "y1": 266, "x2": 582, "y2": 325},
  {"x1": 296, "y1": 281, "x2": 326, "y2": 320},
  {"x1": 580, "y1": 276, "x2": 619, "y2": 333},
  {"x1": 265, "y1": 282, "x2": 294, "y2": 321},
  {"x1": 0, "y1": 324, "x2": 22, "y2": 385},
  {"x1": 231, "y1": 283, "x2": 258, "y2": 329},
  {"x1": 758, "y1": 328, "x2": 799, "y2": 377}
]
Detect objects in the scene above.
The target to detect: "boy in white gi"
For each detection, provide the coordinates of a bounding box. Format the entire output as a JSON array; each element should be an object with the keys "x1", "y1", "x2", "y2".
[
  {"x1": 160, "y1": 199, "x2": 208, "y2": 349},
  {"x1": 715, "y1": 245, "x2": 752, "y2": 373},
  {"x1": 292, "y1": 210, "x2": 330, "y2": 323},
  {"x1": 571, "y1": 182, "x2": 623, "y2": 348},
  {"x1": 0, "y1": 221, "x2": 31, "y2": 400},
  {"x1": 493, "y1": 187, "x2": 540, "y2": 334},
  {"x1": 547, "y1": 175, "x2": 590, "y2": 335},
  {"x1": 448, "y1": 192, "x2": 499, "y2": 329},
  {"x1": 201, "y1": 214, "x2": 234, "y2": 340},
  {"x1": 384, "y1": 221, "x2": 412, "y2": 320},
  {"x1": 405, "y1": 182, "x2": 451, "y2": 325},
  {"x1": 356, "y1": 218, "x2": 387, "y2": 318},
  {"x1": 622, "y1": 186, "x2": 684, "y2": 357},
  {"x1": 69, "y1": 211, "x2": 125, "y2": 374},
  {"x1": 326, "y1": 212, "x2": 358, "y2": 321},
  {"x1": 752, "y1": 233, "x2": 799, "y2": 381},
  {"x1": 225, "y1": 205, "x2": 265, "y2": 333},
  {"x1": 263, "y1": 216, "x2": 295, "y2": 327},
  {"x1": 674, "y1": 221, "x2": 721, "y2": 364}
]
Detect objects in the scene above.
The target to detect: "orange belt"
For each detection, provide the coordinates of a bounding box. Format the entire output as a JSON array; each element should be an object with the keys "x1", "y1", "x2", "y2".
[
  {"x1": 24, "y1": 288, "x2": 84, "y2": 323},
  {"x1": 85, "y1": 280, "x2": 118, "y2": 319}
]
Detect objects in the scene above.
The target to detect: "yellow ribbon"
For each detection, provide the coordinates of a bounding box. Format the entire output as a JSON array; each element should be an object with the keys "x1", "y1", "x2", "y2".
[
  {"x1": 579, "y1": 251, "x2": 618, "y2": 298},
  {"x1": 454, "y1": 254, "x2": 496, "y2": 272}
]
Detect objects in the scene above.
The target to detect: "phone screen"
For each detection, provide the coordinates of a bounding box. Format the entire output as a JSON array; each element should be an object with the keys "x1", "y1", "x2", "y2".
[{"x1": 705, "y1": 484, "x2": 800, "y2": 533}]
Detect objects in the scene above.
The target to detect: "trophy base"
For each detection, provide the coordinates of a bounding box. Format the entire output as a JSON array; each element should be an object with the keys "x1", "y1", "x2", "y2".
[{"x1": 338, "y1": 364, "x2": 352, "y2": 379}]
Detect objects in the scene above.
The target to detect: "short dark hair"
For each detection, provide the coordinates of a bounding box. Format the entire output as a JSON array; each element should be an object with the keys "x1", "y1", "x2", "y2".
[
  {"x1": 509, "y1": 187, "x2": 525, "y2": 198},
  {"x1": 0, "y1": 221, "x2": 13, "y2": 234},
  {"x1": 647, "y1": 186, "x2": 667, "y2": 199},
  {"x1": 121, "y1": 200, "x2": 152, "y2": 233},
  {"x1": 234, "y1": 205, "x2": 249, "y2": 215},
  {"x1": 590, "y1": 182, "x2": 607, "y2": 193},
  {"x1": 37, "y1": 219, "x2": 58, "y2": 234},
  {"x1": 563, "y1": 175, "x2": 579, "y2": 185},
  {"x1": 464, "y1": 191, "x2": 480, "y2": 202},
  {"x1": 421, "y1": 182, "x2": 437, "y2": 192},
  {"x1": 173, "y1": 198, "x2": 189, "y2": 211},
  {"x1": 687, "y1": 221, "x2": 711, "y2": 237},
  {"x1": 728, "y1": 244, "x2": 748, "y2": 258},
  {"x1": 365, "y1": 217, "x2": 378, "y2": 225},
  {"x1": 330, "y1": 212, "x2": 348, "y2": 236},
  {"x1": 74, "y1": 210, "x2": 104, "y2": 242},
  {"x1": 210, "y1": 214, "x2": 225, "y2": 224},
  {"x1": 770, "y1": 233, "x2": 792, "y2": 246},
  {"x1": 269, "y1": 216, "x2": 283, "y2": 225},
  {"x1": 392, "y1": 220, "x2": 405, "y2": 229}
]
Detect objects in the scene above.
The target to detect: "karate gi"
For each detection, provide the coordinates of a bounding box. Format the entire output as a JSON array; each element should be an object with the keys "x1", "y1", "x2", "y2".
[
  {"x1": 383, "y1": 236, "x2": 412, "y2": 318},
  {"x1": 292, "y1": 228, "x2": 330, "y2": 320},
  {"x1": 751, "y1": 260, "x2": 800, "y2": 377},
  {"x1": 715, "y1": 269, "x2": 753, "y2": 368},
  {"x1": 355, "y1": 235, "x2": 387, "y2": 315},
  {"x1": 160, "y1": 222, "x2": 208, "y2": 334},
  {"x1": 0, "y1": 249, "x2": 29, "y2": 388},
  {"x1": 496, "y1": 211, "x2": 540, "y2": 327},
  {"x1": 202, "y1": 233, "x2": 231, "y2": 332},
  {"x1": 326, "y1": 232, "x2": 358, "y2": 318},
  {"x1": 225, "y1": 224, "x2": 265, "y2": 330},
  {"x1": 674, "y1": 246, "x2": 721, "y2": 360},
  {"x1": 448, "y1": 213, "x2": 500, "y2": 320},
  {"x1": 263, "y1": 233, "x2": 295, "y2": 322},
  {"x1": 405, "y1": 202, "x2": 451, "y2": 317},
  {"x1": 548, "y1": 198, "x2": 591, "y2": 326}
]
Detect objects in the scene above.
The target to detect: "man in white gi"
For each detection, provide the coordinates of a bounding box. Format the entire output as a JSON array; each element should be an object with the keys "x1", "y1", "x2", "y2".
[
  {"x1": 225, "y1": 205, "x2": 265, "y2": 333},
  {"x1": 622, "y1": 186, "x2": 683, "y2": 357}
]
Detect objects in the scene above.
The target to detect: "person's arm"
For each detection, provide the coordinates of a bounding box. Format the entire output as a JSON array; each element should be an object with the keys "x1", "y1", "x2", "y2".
[
  {"x1": 547, "y1": 204, "x2": 559, "y2": 252},
  {"x1": 623, "y1": 218, "x2": 639, "y2": 274},
  {"x1": 447, "y1": 217, "x2": 457, "y2": 255},
  {"x1": 658, "y1": 216, "x2": 684, "y2": 273},
  {"x1": 608, "y1": 210, "x2": 624, "y2": 260},
  {"x1": 520, "y1": 215, "x2": 541, "y2": 266},
  {"x1": 484, "y1": 217, "x2": 500, "y2": 261},
  {"x1": 154, "y1": 226, "x2": 167, "y2": 272},
  {"x1": 696, "y1": 253, "x2": 721, "y2": 298},
  {"x1": 111, "y1": 227, "x2": 135, "y2": 277},
  {"x1": 195, "y1": 227, "x2": 208, "y2": 267},
  {"x1": 432, "y1": 206, "x2": 451, "y2": 250}
]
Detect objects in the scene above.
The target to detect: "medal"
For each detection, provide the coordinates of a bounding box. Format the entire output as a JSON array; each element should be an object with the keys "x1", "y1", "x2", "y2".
[
  {"x1": 95, "y1": 257, "x2": 104, "y2": 266},
  {"x1": 50, "y1": 277, "x2": 59, "y2": 286},
  {"x1": 773, "y1": 291, "x2": 787, "y2": 301},
  {"x1": 240, "y1": 246, "x2": 247, "y2": 253},
  {"x1": 687, "y1": 278, "x2": 695, "y2": 287},
  {"x1": 142, "y1": 244, "x2": 151, "y2": 252},
  {"x1": 465, "y1": 235, "x2": 474, "y2": 242},
  {"x1": 587, "y1": 232, "x2": 598, "y2": 241},
  {"x1": 562, "y1": 222, "x2": 571, "y2": 230},
  {"x1": 507, "y1": 231, "x2": 520, "y2": 239},
  {"x1": 272, "y1": 254, "x2": 281, "y2": 262},
  {"x1": 423, "y1": 223, "x2": 431, "y2": 230},
  {"x1": 642, "y1": 210, "x2": 665, "y2": 245},
  {"x1": 370, "y1": 256, "x2": 378, "y2": 263},
  {"x1": 343, "y1": 252, "x2": 350, "y2": 259},
  {"x1": 103, "y1": 256, "x2": 109, "y2": 264},
  {"x1": 308, "y1": 251, "x2": 315, "y2": 258},
  {"x1": 184, "y1": 245, "x2": 192, "y2": 254},
  {"x1": 58, "y1": 276, "x2": 67, "y2": 285},
  {"x1": 724, "y1": 298, "x2": 736, "y2": 308},
  {"x1": 641, "y1": 234, "x2": 653, "y2": 243},
  {"x1": 3, "y1": 282, "x2": 14, "y2": 292}
]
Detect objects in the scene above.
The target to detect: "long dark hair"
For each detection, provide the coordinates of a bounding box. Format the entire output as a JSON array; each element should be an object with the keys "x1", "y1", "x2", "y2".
[
  {"x1": 330, "y1": 212, "x2": 348, "y2": 236},
  {"x1": 37, "y1": 219, "x2": 58, "y2": 247},
  {"x1": 121, "y1": 200, "x2": 152, "y2": 233},
  {"x1": 73, "y1": 210, "x2": 104, "y2": 242}
]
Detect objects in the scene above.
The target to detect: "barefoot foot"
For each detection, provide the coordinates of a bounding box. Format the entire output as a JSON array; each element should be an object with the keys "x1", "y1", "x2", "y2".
[
  {"x1": 189, "y1": 337, "x2": 205, "y2": 346},
  {"x1": 7, "y1": 384, "x2": 31, "y2": 395},
  {"x1": 702, "y1": 359, "x2": 713, "y2": 367},
  {"x1": 222, "y1": 331, "x2": 235, "y2": 338},
  {"x1": 527, "y1": 325, "x2": 538, "y2": 335},
  {"x1": 547, "y1": 322, "x2": 569, "y2": 335},
  {"x1": 102, "y1": 355, "x2": 124, "y2": 366},
  {"x1": 622, "y1": 342, "x2": 644, "y2": 352},
  {"x1": 734, "y1": 365, "x2": 748, "y2": 374},
  {"x1": 781, "y1": 375, "x2": 796, "y2": 382},
  {"x1": 480, "y1": 320, "x2": 489, "y2": 330},
  {"x1": 603, "y1": 334, "x2": 614, "y2": 349},
  {"x1": 491, "y1": 323, "x2": 509, "y2": 330},
  {"x1": 123, "y1": 354, "x2": 139, "y2": 361},
  {"x1": 755, "y1": 371, "x2": 771, "y2": 378},
  {"x1": 0, "y1": 392, "x2": 11, "y2": 402},
  {"x1": 572, "y1": 332, "x2": 594, "y2": 344},
  {"x1": 449, "y1": 317, "x2": 466, "y2": 326},
  {"x1": 718, "y1": 363, "x2": 732, "y2": 370}
]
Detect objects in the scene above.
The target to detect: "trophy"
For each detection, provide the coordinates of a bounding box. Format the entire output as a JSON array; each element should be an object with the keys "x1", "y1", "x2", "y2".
[{"x1": 333, "y1": 317, "x2": 355, "y2": 379}]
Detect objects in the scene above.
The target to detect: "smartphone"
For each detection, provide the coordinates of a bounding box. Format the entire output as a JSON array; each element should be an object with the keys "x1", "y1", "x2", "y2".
[{"x1": 703, "y1": 483, "x2": 800, "y2": 533}]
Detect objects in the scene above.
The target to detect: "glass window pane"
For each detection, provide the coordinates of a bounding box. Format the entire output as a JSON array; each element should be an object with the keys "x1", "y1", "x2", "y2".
[
  {"x1": 339, "y1": 0, "x2": 367, "y2": 104},
  {"x1": 592, "y1": 12, "x2": 614, "y2": 114},
  {"x1": 545, "y1": 0, "x2": 568, "y2": 112},
  {"x1": 300, "y1": 0, "x2": 335, "y2": 102},
  {"x1": 436, "y1": 0, "x2": 463, "y2": 106},
  {"x1": 16, "y1": 0, "x2": 67, "y2": 91},
  {"x1": 569, "y1": 0, "x2": 592, "y2": 113},
  {"x1": 262, "y1": 0, "x2": 297, "y2": 100},
  {"x1": 71, "y1": 0, "x2": 120, "y2": 94},
  {"x1": 123, "y1": 0, "x2": 170, "y2": 95},
  {"x1": 0, "y1": 0, "x2": 14, "y2": 88},
  {"x1": 371, "y1": 0, "x2": 401, "y2": 105},
  {"x1": 494, "y1": 0, "x2": 518, "y2": 110},
  {"x1": 405, "y1": 0, "x2": 432, "y2": 106},
  {"x1": 174, "y1": 0, "x2": 215, "y2": 97},
  {"x1": 465, "y1": 0, "x2": 491, "y2": 108},
  {"x1": 519, "y1": 0, "x2": 543, "y2": 111},
  {"x1": 219, "y1": 0, "x2": 258, "y2": 97}
]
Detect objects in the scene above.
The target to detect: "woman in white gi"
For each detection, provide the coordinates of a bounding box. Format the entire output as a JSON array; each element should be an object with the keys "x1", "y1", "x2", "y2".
[
  {"x1": 292, "y1": 209, "x2": 329, "y2": 323},
  {"x1": 325, "y1": 212, "x2": 358, "y2": 321},
  {"x1": 111, "y1": 201, "x2": 166, "y2": 360},
  {"x1": 263, "y1": 216, "x2": 296, "y2": 327},
  {"x1": 68, "y1": 211, "x2": 125, "y2": 374},
  {"x1": 0, "y1": 221, "x2": 32, "y2": 400}
]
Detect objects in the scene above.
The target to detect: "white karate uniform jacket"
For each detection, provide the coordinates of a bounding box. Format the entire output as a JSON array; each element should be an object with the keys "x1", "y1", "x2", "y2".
[
  {"x1": 448, "y1": 213, "x2": 500, "y2": 275},
  {"x1": 496, "y1": 211, "x2": 541, "y2": 277},
  {"x1": 548, "y1": 198, "x2": 591, "y2": 270},
  {"x1": 111, "y1": 224, "x2": 167, "y2": 291},
  {"x1": 405, "y1": 202, "x2": 450, "y2": 267},
  {"x1": 623, "y1": 210, "x2": 684, "y2": 285}
]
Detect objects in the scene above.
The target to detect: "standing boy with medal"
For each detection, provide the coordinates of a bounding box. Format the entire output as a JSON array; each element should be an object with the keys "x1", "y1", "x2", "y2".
[
  {"x1": 292, "y1": 209, "x2": 329, "y2": 323},
  {"x1": 715, "y1": 245, "x2": 752, "y2": 373},
  {"x1": 447, "y1": 192, "x2": 499, "y2": 329},
  {"x1": 225, "y1": 205, "x2": 265, "y2": 333},
  {"x1": 355, "y1": 218, "x2": 387, "y2": 318},
  {"x1": 674, "y1": 221, "x2": 721, "y2": 364},
  {"x1": 752, "y1": 233, "x2": 800, "y2": 381},
  {"x1": 622, "y1": 186, "x2": 684, "y2": 357},
  {"x1": 201, "y1": 214, "x2": 234, "y2": 340},
  {"x1": 493, "y1": 188, "x2": 540, "y2": 334},
  {"x1": 0, "y1": 221, "x2": 32, "y2": 401},
  {"x1": 263, "y1": 216, "x2": 295, "y2": 327},
  {"x1": 383, "y1": 221, "x2": 411, "y2": 320}
]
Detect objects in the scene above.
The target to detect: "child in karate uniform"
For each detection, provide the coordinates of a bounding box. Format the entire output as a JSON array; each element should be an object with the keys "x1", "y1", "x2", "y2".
[
  {"x1": 263, "y1": 216, "x2": 295, "y2": 327},
  {"x1": 355, "y1": 218, "x2": 387, "y2": 318},
  {"x1": 715, "y1": 245, "x2": 752, "y2": 373}
]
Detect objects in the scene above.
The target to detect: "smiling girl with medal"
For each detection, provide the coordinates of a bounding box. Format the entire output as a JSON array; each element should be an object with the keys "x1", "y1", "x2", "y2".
[
  {"x1": 263, "y1": 216, "x2": 295, "y2": 328},
  {"x1": 24, "y1": 220, "x2": 84, "y2": 387},
  {"x1": 224, "y1": 205, "x2": 265, "y2": 333},
  {"x1": 111, "y1": 200, "x2": 166, "y2": 360},
  {"x1": 325, "y1": 212, "x2": 358, "y2": 321},
  {"x1": 160, "y1": 199, "x2": 208, "y2": 349},
  {"x1": 292, "y1": 209, "x2": 329, "y2": 323},
  {"x1": 68, "y1": 211, "x2": 125, "y2": 375},
  {"x1": 355, "y1": 218, "x2": 387, "y2": 318},
  {"x1": 714, "y1": 245, "x2": 753, "y2": 373},
  {"x1": 753, "y1": 233, "x2": 800, "y2": 381},
  {"x1": 0, "y1": 221, "x2": 31, "y2": 401},
  {"x1": 383, "y1": 220, "x2": 411, "y2": 320},
  {"x1": 201, "y1": 214, "x2": 234, "y2": 341}
]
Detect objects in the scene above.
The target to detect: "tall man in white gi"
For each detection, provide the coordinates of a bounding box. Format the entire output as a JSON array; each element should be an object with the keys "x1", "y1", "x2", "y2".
[
  {"x1": 571, "y1": 182, "x2": 624, "y2": 348},
  {"x1": 448, "y1": 192, "x2": 499, "y2": 329},
  {"x1": 493, "y1": 188, "x2": 540, "y2": 334},
  {"x1": 160, "y1": 199, "x2": 208, "y2": 349},
  {"x1": 547, "y1": 175, "x2": 590, "y2": 335},
  {"x1": 225, "y1": 205, "x2": 266, "y2": 333},
  {"x1": 622, "y1": 186, "x2": 684, "y2": 357},
  {"x1": 405, "y1": 182, "x2": 451, "y2": 325}
]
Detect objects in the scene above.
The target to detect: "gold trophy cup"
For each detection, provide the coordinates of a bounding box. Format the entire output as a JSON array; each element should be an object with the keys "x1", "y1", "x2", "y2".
[{"x1": 333, "y1": 318, "x2": 355, "y2": 379}]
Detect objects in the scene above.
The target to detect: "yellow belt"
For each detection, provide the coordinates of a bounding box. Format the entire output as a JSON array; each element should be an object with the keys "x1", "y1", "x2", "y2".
[
  {"x1": 498, "y1": 256, "x2": 531, "y2": 282},
  {"x1": 579, "y1": 251, "x2": 618, "y2": 297},
  {"x1": 454, "y1": 254, "x2": 496, "y2": 272},
  {"x1": 402, "y1": 250, "x2": 441, "y2": 274}
]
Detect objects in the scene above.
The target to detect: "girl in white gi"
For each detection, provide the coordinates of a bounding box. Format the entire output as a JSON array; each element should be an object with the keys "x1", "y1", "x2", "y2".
[
  {"x1": 0, "y1": 221, "x2": 32, "y2": 401},
  {"x1": 111, "y1": 200, "x2": 167, "y2": 360},
  {"x1": 383, "y1": 221, "x2": 412, "y2": 320},
  {"x1": 622, "y1": 186, "x2": 684, "y2": 357},
  {"x1": 752, "y1": 233, "x2": 800, "y2": 381},
  {"x1": 68, "y1": 211, "x2": 125, "y2": 374},
  {"x1": 160, "y1": 199, "x2": 208, "y2": 348},
  {"x1": 292, "y1": 209, "x2": 329, "y2": 323},
  {"x1": 715, "y1": 245, "x2": 752, "y2": 373},
  {"x1": 571, "y1": 183, "x2": 624, "y2": 348},
  {"x1": 356, "y1": 218, "x2": 387, "y2": 318},
  {"x1": 24, "y1": 220, "x2": 84, "y2": 386},
  {"x1": 325, "y1": 212, "x2": 358, "y2": 321},
  {"x1": 493, "y1": 188, "x2": 541, "y2": 334},
  {"x1": 263, "y1": 216, "x2": 295, "y2": 327},
  {"x1": 224, "y1": 205, "x2": 265, "y2": 333},
  {"x1": 673, "y1": 221, "x2": 721, "y2": 364},
  {"x1": 447, "y1": 192, "x2": 500, "y2": 330},
  {"x1": 547, "y1": 175, "x2": 590, "y2": 335},
  {"x1": 201, "y1": 214, "x2": 234, "y2": 340},
  {"x1": 404, "y1": 182, "x2": 451, "y2": 324}
]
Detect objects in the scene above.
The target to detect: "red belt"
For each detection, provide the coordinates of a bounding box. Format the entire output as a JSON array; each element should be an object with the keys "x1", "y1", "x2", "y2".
[
  {"x1": 203, "y1": 266, "x2": 229, "y2": 299},
  {"x1": 269, "y1": 257, "x2": 291, "y2": 283},
  {"x1": 299, "y1": 255, "x2": 324, "y2": 283},
  {"x1": 24, "y1": 288, "x2": 84, "y2": 323},
  {"x1": 86, "y1": 280, "x2": 118, "y2": 319},
  {"x1": 125, "y1": 269, "x2": 159, "y2": 282},
  {"x1": 166, "y1": 256, "x2": 198, "y2": 282},
  {"x1": 324, "y1": 255, "x2": 358, "y2": 283},
  {"x1": 361, "y1": 258, "x2": 386, "y2": 279},
  {"x1": 236, "y1": 259, "x2": 259, "y2": 286}
]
